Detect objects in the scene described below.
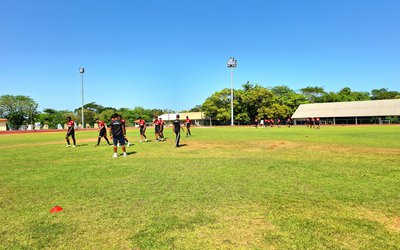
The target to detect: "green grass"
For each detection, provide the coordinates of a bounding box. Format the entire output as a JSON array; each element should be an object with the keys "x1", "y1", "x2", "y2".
[{"x1": 1, "y1": 126, "x2": 399, "y2": 249}]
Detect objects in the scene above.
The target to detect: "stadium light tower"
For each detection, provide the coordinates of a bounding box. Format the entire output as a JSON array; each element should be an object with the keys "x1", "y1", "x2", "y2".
[
  {"x1": 79, "y1": 67, "x2": 85, "y2": 128},
  {"x1": 227, "y1": 57, "x2": 237, "y2": 126}
]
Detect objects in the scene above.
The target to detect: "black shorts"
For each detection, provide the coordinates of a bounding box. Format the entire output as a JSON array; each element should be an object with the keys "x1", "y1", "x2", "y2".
[
  {"x1": 140, "y1": 127, "x2": 145, "y2": 135},
  {"x1": 155, "y1": 126, "x2": 160, "y2": 133},
  {"x1": 99, "y1": 128, "x2": 106, "y2": 137},
  {"x1": 66, "y1": 129, "x2": 75, "y2": 137}
]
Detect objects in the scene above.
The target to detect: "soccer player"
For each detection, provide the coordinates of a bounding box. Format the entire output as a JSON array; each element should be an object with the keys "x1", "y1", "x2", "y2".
[
  {"x1": 95, "y1": 119, "x2": 111, "y2": 146},
  {"x1": 159, "y1": 117, "x2": 165, "y2": 141},
  {"x1": 153, "y1": 117, "x2": 160, "y2": 142},
  {"x1": 65, "y1": 116, "x2": 76, "y2": 147},
  {"x1": 185, "y1": 116, "x2": 192, "y2": 136},
  {"x1": 277, "y1": 118, "x2": 281, "y2": 128},
  {"x1": 254, "y1": 118, "x2": 259, "y2": 128},
  {"x1": 315, "y1": 117, "x2": 320, "y2": 129},
  {"x1": 109, "y1": 113, "x2": 127, "y2": 158},
  {"x1": 173, "y1": 114, "x2": 184, "y2": 147},
  {"x1": 119, "y1": 115, "x2": 130, "y2": 147},
  {"x1": 310, "y1": 117, "x2": 315, "y2": 128},
  {"x1": 137, "y1": 117, "x2": 147, "y2": 142},
  {"x1": 286, "y1": 118, "x2": 292, "y2": 128}
]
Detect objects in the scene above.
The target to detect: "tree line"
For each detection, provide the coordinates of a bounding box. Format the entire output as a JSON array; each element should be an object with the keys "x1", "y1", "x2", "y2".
[
  {"x1": 1, "y1": 85, "x2": 399, "y2": 129},
  {"x1": 201, "y1": 83, "x2": 400, "y2": 124}
]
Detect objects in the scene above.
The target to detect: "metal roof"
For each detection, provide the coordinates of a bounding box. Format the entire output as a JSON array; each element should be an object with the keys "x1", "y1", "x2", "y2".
[
  {"x1": 292, "y1": 99, "x2": 400, "y2": 119},
  {"x1": 158, "y1": 112, "x2": 205, "y2": 121}
]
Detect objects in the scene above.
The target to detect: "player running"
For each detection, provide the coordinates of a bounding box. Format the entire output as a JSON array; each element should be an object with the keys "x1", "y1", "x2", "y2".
[
  {"x1": 185, "y1": 116, "x2": 192, "y2": 136},
  {"x1": 315, "y1": 117, "x2": 320, "y2": 129},
  {"x1": 109, "y1": 113, "x2": 127, "y2": 158},
  {"x1": 95, "y1": 119, "x2": 111, "y2": 146},
  {"x1": 65, "y1": 116, "x2": 76, "y2": 147},
  {"x1": 137, "y1": 117, "x2": 147, "y2": 142}
]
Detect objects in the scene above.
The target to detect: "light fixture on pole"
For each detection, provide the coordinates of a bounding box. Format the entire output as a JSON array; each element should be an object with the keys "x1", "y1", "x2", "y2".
[
  {"x1": 227, "y1": 57, "x2": 237, "y2": 126},
  {"x1": 79, "y1": 67, "x2": 85, "y2": 128}
]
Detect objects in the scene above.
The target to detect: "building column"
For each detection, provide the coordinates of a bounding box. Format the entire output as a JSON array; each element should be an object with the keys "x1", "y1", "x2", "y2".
[
  {"x1": 333, "y1": 117, "x2": 336, "y2": 125},
  {"x1": 355, "y1": 117, "x2": 358, "y2": 125}
]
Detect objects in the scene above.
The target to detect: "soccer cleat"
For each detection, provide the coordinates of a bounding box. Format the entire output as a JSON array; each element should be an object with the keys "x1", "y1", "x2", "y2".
[
  {"x1": 127, "y1": 142, "x2": 130, "y2": 147},
  {"x1": 140, "y1": 140, "x2": 142, "y2": 143},
  {"x1": 66, "y1": 145, "x2": 71, "y2": 148},
  {"x1": 145, "y1": 139, "x2": 148, "y2": 142},
  {"x1": 112, "y1": 153, "x2": 118, "y2": 158},
  {"x1": 123, "y1": 152, "x2": 127, "y2": 157},
  {"x1": 73, "y1": 145, "x2": 76, "y2": 148}
]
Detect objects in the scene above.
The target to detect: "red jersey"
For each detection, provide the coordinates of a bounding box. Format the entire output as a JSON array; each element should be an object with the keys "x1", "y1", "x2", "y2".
[
  {"x1": 186, "y1": 119, "x2": 191, "y2": 125},
  {"x1": 316, "y1": 118, "x2": 320, "y2": 122},
  {"x1": 120, "y1": 119, "x2": 126, "y2": 125},
  {"x1": 98, "y1": 121, "x2": 105, "y2": 129},
  {"x1": 154, "y1": 119, "x2": 160, "y2": 126},
  {"x1": 139, "y1": 119, "x2": 145, "y2": 127},
  {"x1": 159, "y1": 120, "x2": 165, "y2": 126},
  {"x1": 67, "y1": 120, "x2": 74, "y2": 128}
]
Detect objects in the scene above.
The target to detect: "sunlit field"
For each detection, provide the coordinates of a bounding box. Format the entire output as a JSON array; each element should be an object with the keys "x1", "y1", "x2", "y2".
[{"x1": 1, "y1": 125, "x2": 399, "y2": 249}]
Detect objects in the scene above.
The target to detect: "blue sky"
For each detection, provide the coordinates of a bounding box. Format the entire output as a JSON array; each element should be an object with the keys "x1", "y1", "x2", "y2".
[{"x1": 1, "y1": 0, "x2": 399, "y2": 112}]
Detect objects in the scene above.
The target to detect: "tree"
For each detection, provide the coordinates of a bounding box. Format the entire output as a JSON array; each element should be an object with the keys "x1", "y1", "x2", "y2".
[
  {"x1": 0, "y1": 95, "x2": 38, "y2": 129},
  {"x1": 202, "y1": 88, "x2": 231, "y2": 123},
  {"x1": 300, "y1": 86, "x2": 326, "y2": 103},
  {"x1": 371, "y1": 88, "x2": 400, "y2": 100}
]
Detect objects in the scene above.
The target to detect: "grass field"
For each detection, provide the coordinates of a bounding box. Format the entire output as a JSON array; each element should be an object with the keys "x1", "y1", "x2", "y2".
[{"x1": 1, "y1": 125, "x2": 399, "y2": 249}]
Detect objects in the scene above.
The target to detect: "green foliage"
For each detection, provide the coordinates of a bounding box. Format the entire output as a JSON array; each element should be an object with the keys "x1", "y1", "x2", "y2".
[
  {"x1": 371, "y1": 88, "x2": 400, "y2": 100},
  {"x1": 0, "y1": 95, "x2": 38, "y2": 129},
  {"x1": 38, "y1": 109, "x2": 76, "y2": 129}
]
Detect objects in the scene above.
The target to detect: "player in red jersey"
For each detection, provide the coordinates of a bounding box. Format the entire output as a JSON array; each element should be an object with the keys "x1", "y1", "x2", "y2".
[
  {"x1": 185, "y1": 116, "x2": 192, "y2": 136},
  {"x1": 277, "y1": 118, "x2": 281, "y2": 128},
  {"x1": 95, "y1": 120, "x2": 111, "y2": 146},
  {"x1": 153, "y1": 117, "x2": 160, "y2": 142},
  {"x1": 65, "y1": 116, "x2": 76, "y2": 147},
  {"x1": 315, "y1": 117, "x2": 320, "y2": 129},
  {"x1": 119, "y1": 115, "x2": 130, "y2": 146},
  {"x1": 159, "y1": 117, "x2": 165, "y2": 141},
  {"x1": 310, "y1": 117, "x2": 315, "y2": 128},
  {"x1": 286, "y1": 118, "x2": 292, "y2": 128},
  {"x1": 136, "y1": 117, "x2": 147, "y2": 142}
]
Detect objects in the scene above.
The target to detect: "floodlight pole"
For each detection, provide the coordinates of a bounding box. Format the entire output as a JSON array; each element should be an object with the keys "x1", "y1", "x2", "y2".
[
  {"x1": 79, "y1": 67, "x2": 85, "y2": 128},
  {"x1": 227, "y1": 57, "x2": 237, "y2": 126}
]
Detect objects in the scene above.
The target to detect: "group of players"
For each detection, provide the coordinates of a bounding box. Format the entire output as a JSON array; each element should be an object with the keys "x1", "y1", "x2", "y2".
[
  {"x1": 306, "y1": 117, "x2": 321, "y2": 129},
  {"x1": 65, "y1": 114, "x2": 193, "y2": 157},
  {"x1": 254, "y1": 118, "x2": 293, "y2": 128}
]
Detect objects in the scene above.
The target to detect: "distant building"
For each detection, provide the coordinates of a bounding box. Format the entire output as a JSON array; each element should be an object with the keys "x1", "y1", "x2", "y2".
[
  {"x1": 0, "y1": 118, "x2": 8, "y2": 131},
  {"x1": 158, "y1": 112, "x2": 207, "y2": 126},
  {"x1": 292, "y1": 99, "x2": 400, "y2": 125}
]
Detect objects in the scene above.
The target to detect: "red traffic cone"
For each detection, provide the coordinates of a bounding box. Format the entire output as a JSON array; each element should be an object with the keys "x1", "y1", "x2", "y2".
[{"x1": 50, "y1": 206, "x2": 63, "y2": 213}]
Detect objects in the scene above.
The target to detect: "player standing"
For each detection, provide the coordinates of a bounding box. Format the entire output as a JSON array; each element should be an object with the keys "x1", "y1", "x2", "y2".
[
  {"x1": 119, "y1": 115, "x2": 130, "y2": 147},
  {"x1": 174, "y1": 114, "x2": 183, "y2": 147},
  {"x1": 65, "y1": 116, "x2": 76, "y2": 147},
  {"x1": 153, "y1": 117, "x2": 160, "y2": 142},
  {"x1": 137, "y1": 117, "x2": 147, "y2": 142},
  {"x1": 315, "y1": 117, "x2": 320, "y2": 129},
  {"x1": 185, "y1": 116, "x2": 192, "y2": 136},
  {"x1": 159, "y1": 117, "x2": 165, "y2": 141},
  {"x1": 109, "y1": 113, "x2": 127, "y2": 158},
  {"x1": 95, "y1": 119, "x2": 111, "y2": 146},
  {"x1": 286, "y1": 118, "x2": 292, "y2": 128}
]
